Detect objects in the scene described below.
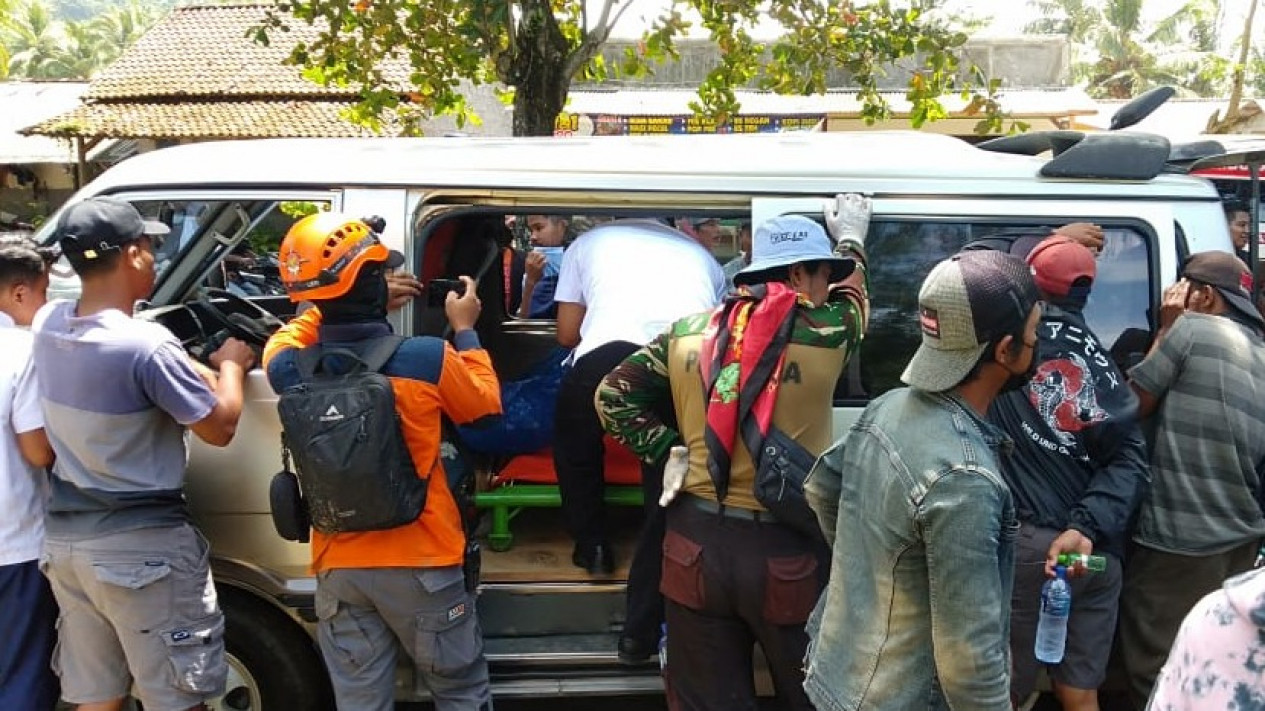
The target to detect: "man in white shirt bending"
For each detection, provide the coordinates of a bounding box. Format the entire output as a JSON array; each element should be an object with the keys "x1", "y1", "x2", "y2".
[{"x1": 554, "y1": 218, "x2": 724, "y2": 663}]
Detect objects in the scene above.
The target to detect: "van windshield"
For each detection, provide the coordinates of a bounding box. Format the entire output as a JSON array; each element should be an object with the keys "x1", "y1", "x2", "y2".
[{"x1": 41, "y1": 198, "x2": 329, "y2": 302}]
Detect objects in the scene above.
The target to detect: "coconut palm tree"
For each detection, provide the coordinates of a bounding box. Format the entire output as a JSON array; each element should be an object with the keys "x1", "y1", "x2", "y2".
[
  {"x1": 1026, "y1": 0, "x2": 1102, "y2": 43},
  {"x1": 1209, "y1": 0, "x2": 1260, "y2": 133},
  {"x1": 1, "y1": 0, "x2": 162, "y2": 79},
  {"x1": 0, "y1": 0, "x2": 10, "y2": 80},
  {"x1": 1026, "y1": 0, "x2": 1230, "y2": 99},
  {"x1": 48, "y1": 17, "x2": 102, "y2": 78},
  {"x1": 90, "y1": 0, "x2": 158, "y2": 68},
  {"x1": 3, "y1": 0, "x2": 70, "y2": 79}
]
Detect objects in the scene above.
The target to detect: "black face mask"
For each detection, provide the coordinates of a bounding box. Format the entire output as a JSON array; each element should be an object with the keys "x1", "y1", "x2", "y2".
[{"x1": 314, "y1": 263, "x2": 389, "y2": 325}]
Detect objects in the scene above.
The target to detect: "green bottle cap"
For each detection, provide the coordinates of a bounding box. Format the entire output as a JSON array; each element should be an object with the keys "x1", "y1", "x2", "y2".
[{"x1": 1057, "y1": 553, "x2": 1107, "y2": 572}]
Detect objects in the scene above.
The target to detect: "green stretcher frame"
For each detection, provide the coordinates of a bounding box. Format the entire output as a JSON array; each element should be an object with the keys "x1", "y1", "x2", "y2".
[{"x1": 474, "y1": 484, "x2": 643, "y2": 551}]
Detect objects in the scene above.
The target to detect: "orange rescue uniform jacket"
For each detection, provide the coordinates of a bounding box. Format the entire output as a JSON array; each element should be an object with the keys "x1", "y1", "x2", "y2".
[{"x1": 263, "y1": 307, "x2": 501, "y2": 573}]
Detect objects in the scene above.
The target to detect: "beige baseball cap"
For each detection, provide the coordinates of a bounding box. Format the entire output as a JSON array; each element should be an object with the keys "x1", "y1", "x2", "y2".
[{"x1": 901, "y1": 249, "x2": 1041, "y2": 392}]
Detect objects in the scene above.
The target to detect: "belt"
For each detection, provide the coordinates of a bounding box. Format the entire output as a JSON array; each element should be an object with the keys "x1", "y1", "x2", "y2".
[{"x1": 683, "y1": 494, "x2": 776, "y2": 523}]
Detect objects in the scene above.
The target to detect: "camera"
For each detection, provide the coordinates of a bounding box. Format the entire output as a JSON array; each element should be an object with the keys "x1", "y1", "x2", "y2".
[{"x1": 426, "y1": 278, "x2": 466, "y2": 307}]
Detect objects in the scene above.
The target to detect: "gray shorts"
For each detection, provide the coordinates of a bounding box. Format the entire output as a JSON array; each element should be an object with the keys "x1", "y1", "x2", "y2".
[
  {"x1": 41, "y1": 524, "x2": 225, "y2": 710},
  {"x1": 1009, "y1": 523, "x2": 1123, "y2": 699},
  {"x1": 316, "y1": 565, "x2": 491, "y2": 711}
]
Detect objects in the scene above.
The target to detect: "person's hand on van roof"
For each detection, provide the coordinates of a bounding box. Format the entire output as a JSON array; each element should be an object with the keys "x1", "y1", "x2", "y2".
[
  {"x1": 444, "y1": 275, "x2": 481, "y2": 332},
  {"x1": 386, "y1": 270, "x2": 423, "y2": 311},
  {"x1": 1053, "y1": 222, "x2": 1104, "y2": 253},
  {"x1": 825, "y1": 193, "x2": 872, "y2": 255}
]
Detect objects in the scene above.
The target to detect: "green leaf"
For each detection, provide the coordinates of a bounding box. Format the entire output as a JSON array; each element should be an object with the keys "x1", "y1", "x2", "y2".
[{"x1": 250, "y1": 0, "x2": 1006, "y2": 136}]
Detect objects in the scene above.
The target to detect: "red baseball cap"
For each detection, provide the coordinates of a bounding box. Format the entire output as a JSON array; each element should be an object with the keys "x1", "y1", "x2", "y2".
[{"x1": 1025, "y1": 235, "x2": 1096, "y2": 299}]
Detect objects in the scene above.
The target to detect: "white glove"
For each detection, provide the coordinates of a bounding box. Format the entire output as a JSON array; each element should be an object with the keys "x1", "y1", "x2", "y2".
[
  {"x1": 659, "y1": 446, "x2": 689, "y2": 507},
  {"x1": 824, "y1": 193, "x2": 871, "y2": 254}
]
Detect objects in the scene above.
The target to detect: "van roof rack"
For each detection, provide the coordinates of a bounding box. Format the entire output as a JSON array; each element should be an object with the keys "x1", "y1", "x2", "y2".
[
  {"x1": 1187, "y1": 146, "x2": 1265, "y2": 173},
  {"x1": 1039, "y1": 132, "x2": 1171, "y2": 180},
  {"x1": 1169, "y1": 136, "x2": 1265, "y2": 172},
  {"x1": 976, "y1": 130, "x2": 1086, "y2": 157},
  {"x1": 977, "y1": 130, "x2": 1173, "y2": 180},
  {"x1": 977, "y1": 87, "x2": 1181, "y2": 180}
]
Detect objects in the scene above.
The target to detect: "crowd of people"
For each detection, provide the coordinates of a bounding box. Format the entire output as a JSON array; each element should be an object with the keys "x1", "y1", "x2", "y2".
[{"x1": 1, "y1": 193, "x2": 1263, "y2": 711}]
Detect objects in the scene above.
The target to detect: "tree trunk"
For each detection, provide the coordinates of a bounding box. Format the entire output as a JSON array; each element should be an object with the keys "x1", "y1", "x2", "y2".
[
  {"x1": 1208, "y1": 0, "x2": 1259, "y2": 133},
  {"x1": 512, "y1": 68, "x2": 569, "y2": 136},
  {"x1": 508, "y1": 1, "x2": 571, "y2": 136}
]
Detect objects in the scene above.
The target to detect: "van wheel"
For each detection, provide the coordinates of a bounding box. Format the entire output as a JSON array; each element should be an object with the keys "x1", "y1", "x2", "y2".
[{"x1": 215, "y1": 589, "x2": 333, "y2": 711}]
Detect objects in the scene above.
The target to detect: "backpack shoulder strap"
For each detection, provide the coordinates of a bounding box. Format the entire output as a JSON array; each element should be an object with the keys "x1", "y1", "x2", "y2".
[
  {"x1": 292, "y1": 335, "x2": 406, "y2": 380},
  {"x1": 294, "y1": 343, "x2": 326, "y2": 381},
  {"x1": 357, "y1": 335, "x2": 408, "y2": 373}
]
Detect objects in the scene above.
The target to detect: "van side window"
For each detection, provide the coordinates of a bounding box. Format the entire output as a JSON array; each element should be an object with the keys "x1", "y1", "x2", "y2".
[
  {"x1": 418, "y1": 212, "x2": 738, "y2": 328},
  {"x1": 849, "y1": 221, "x2": 972, "y2": 400},
  {"x1": 1089, "y1": 227, "x2": 1153, "y2": 370},
  {"x1": 841, "y1": 220, "x2": 1154, "y2": 402}
]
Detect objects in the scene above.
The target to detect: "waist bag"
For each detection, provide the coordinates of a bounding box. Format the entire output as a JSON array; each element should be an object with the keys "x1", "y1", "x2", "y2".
[
  {"x1": 703, "y1": 285, "x2": 823, "y2": 542},
  {"x1": 753, "y1": 424, "x2": 823, "y2": 542},
  {"x1": 274, "y1": 335, "x2": 429, "y2": 535}
]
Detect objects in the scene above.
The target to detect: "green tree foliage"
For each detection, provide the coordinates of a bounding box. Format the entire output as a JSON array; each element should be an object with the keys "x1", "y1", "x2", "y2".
[
  {"x1": 1027, "y1": 0, "x2": 1231, "y2": 99},
  {"x1": 0, "y1": 0, "x2": 13, "y2": 79},
  {"x1": 4, "y1": 0, "x2": 66, "y2": 78},
  {"x1": 1, "y1": 0, "x2": 160, "y2": 79},
  {"x1": 1026, "y1": 0, "x2": 1102, "y2": 42},
  {"x1": 255, "y1": 0, "x2": 1018, "y2": 137}
]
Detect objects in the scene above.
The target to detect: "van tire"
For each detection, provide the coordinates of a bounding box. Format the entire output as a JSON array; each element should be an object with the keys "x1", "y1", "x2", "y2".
[{"x1": 220, "y1": 588, "x2": 334, "y2": 711}]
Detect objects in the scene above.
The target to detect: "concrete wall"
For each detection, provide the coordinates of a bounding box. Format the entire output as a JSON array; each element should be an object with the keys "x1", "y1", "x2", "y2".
[
  {"x1": 423, "y1": 81, "x2": 514, "y2": 136},
  {"x1": 962, "y1": 38, "x2": 1070, "y2": 88},
  {"x1": 581, "y1": 37, "x2": 1069, "y2": 90}
]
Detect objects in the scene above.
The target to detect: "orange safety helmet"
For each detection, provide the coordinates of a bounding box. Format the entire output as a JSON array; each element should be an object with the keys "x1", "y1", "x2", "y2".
[{"x1": 278, "y1": 212, "x2": 397, "y2": 302}]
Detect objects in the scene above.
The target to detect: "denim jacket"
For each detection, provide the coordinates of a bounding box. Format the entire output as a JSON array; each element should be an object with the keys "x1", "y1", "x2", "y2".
[{"x1": 804, "y1": 387, "x2": 1018, "y2": 711}]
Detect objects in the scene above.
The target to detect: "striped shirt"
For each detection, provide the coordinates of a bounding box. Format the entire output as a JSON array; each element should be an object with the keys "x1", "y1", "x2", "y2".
[
  {"x1": 1129, "y1": 312, "x2": 1265, "y2": 554},
  {"x1": 32, "y1": 301, "x2": 218, "y2": 539}
]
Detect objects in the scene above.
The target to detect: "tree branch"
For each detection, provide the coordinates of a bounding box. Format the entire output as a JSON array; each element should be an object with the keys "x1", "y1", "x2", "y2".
[
  {"x1": 564, "y1": 0, "x2": 627, "y2": 78},
  {"x1": 506, "y1": 0, "x2": 516, "y2": 53}
]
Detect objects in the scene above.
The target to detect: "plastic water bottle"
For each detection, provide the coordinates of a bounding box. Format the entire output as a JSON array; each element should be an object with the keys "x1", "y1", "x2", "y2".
[
  {"x1": 658, "y1": 622, "x2": 668, "y2": 670},
  {"x1": 1034, "y1": 565, "x2": 1072, "y2": 664}
]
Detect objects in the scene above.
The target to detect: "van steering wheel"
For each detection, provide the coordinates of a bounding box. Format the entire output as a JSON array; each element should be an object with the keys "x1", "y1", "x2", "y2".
[{"x1": 194, "y1": 287, "x2": 284, "y2": 348}]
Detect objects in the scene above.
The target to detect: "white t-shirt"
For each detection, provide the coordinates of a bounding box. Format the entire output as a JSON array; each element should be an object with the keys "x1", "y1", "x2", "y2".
[
  {"x1": 0, "y1": 311, "x2": 46, "y2": 566},
  {"x1": 556, "y1": 219, "x2": 726, "y2": 360}
]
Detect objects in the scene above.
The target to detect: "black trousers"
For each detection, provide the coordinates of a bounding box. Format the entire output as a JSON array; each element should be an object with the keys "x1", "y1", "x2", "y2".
[
  {"x1": 661, "y1": 501, "x2": 826, "y2": 711},
  {"x1": 626, "y1": 433, "x2": 668, "y2": 647},
  {"x1": 1119, "y1": 538, "x2": 1259, "y2": 708},
  {"x1": 553, "y1": 340, "x2": 670, "y2": 644},
  {"x1": 0, "y1": 560, "x2": 59, "y2": 711}
]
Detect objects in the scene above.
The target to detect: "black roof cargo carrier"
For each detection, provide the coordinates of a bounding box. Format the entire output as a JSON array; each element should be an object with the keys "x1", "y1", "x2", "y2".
[
  {"x1": 1039, "y1": 132, "x2": 1172, "y2": 180},
  {"x1": 977, "y1": 130, "x2": 1086, "y2": 157}
]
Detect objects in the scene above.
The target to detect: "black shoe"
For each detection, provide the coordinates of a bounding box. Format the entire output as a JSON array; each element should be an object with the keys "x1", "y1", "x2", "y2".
[
  {"x1": 571, "y1": 541, "x2": 616, "y2": 575},
  {"x1": 617, "y1": 634, "x2": 657, "y2": 665}
]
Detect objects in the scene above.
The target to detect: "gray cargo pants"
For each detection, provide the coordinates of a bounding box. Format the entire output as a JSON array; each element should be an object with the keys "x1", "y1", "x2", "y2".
[{"x1": 315, "y1": 566, "x2": 491, "y2": 711}]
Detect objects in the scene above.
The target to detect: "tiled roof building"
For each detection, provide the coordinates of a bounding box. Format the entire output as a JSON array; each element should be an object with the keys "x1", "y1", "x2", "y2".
[{"x1": 22, "y1": 3, "x2": 506, "y2": 140}]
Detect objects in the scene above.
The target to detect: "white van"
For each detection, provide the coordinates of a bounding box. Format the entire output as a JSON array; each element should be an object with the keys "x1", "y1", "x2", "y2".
[{"x1": 35, "y1": 130, "x2": 1237, "y2": 709}]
